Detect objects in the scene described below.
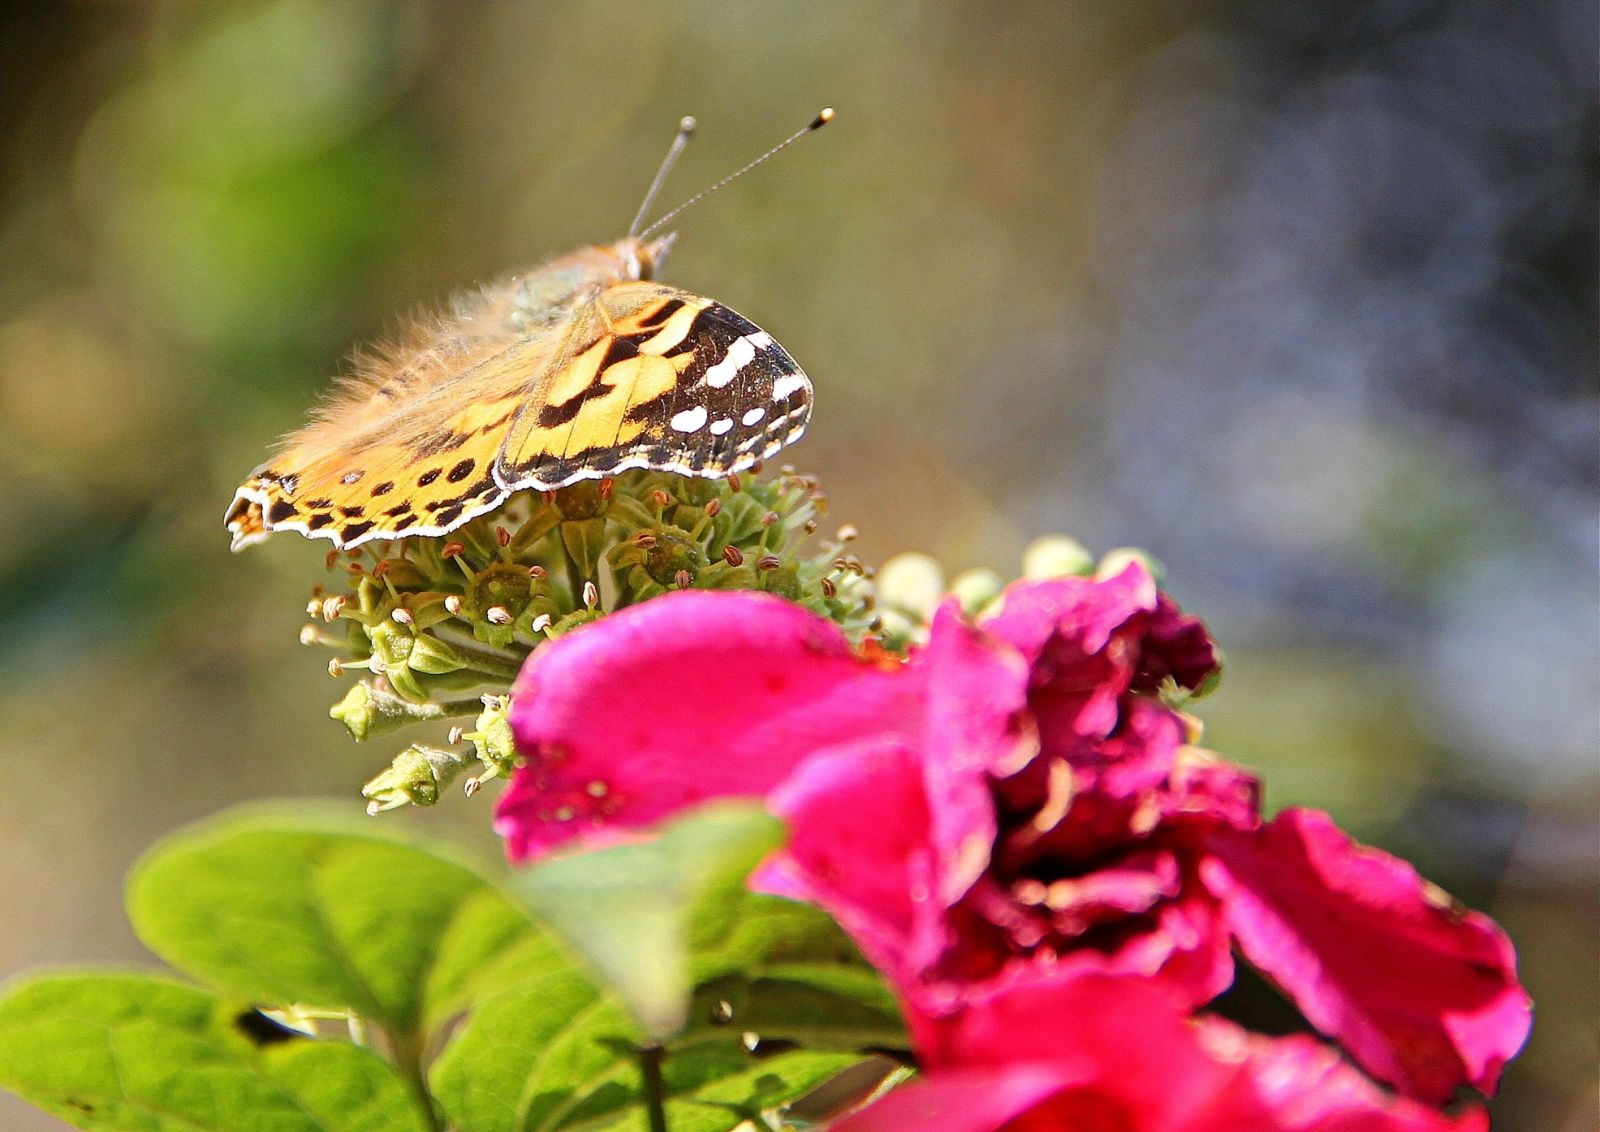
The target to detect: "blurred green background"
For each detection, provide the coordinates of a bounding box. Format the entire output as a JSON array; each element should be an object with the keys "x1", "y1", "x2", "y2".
[{"x1": 1, "y1": 2, "x2": 1593, "y2": 1128}]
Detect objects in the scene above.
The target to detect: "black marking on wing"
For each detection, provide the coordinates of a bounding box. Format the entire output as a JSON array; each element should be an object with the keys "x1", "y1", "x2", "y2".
[{"x1": 501, "y1": 299, "x2": 811, "y2": 487}]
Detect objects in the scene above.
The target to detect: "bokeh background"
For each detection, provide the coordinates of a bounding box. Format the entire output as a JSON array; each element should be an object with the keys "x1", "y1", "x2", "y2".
[{"x1": 1, "y1": 1, "x2": 1593, "y2": 1128}]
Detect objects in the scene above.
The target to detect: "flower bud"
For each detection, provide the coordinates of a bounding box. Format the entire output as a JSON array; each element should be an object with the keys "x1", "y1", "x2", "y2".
[
  {"x1": 330, "y1": 681, "x2": 479, "y2": 742},
  {"x1": 362, "y1": 743, "x2": 473, "y2": 811},
  {"x1": 1022, "y1": 535, "x2": 1095, "y2": 579},
  {"x1": 950, "y1": 568, "x2": 1004, "y2": 616},
  {"x1": 876, "y1": 552, "x2": 945, "y2": 620}
]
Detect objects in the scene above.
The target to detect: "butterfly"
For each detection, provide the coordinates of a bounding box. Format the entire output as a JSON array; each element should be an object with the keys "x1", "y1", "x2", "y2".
[{"x1": 225, "y1": 111, "x2": 831, "y2": 551}]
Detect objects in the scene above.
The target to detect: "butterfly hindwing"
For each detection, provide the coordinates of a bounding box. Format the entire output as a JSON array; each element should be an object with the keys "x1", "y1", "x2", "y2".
[{"x1": 495, "y1": 281, "x2": 812, "y2": 489}]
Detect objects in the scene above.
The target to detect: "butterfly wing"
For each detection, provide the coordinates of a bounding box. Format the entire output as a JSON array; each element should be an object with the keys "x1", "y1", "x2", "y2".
[
  {"x1": 495, "y1": 281, "x2": 812, "y2": 489},
  {"x1": 226, "y1": 281, "x2": 604, "y2": 550}
]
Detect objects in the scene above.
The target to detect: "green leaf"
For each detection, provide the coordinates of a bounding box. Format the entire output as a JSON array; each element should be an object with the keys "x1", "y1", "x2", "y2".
[
  {"x1": 125, "y1": 803, "x2": 535, "y2": 1042},
  {"x1": 0, "y1": 971, "x2": 431, "y2": 1131},
  {"x1": 511, "y1": 802, "x2": 787, "y2": 1039},
  {"x1": 432, "y1": 805, "x2": 906, "y2": 1132}
]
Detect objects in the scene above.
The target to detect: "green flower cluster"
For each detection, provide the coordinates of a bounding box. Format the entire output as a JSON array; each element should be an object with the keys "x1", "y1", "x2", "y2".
[{"x1": 294, "y1": 468, "x2": 876, "y2": 813}]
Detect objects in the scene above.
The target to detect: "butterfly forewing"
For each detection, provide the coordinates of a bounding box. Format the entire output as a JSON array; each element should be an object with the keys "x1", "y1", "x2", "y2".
[{"x1": 495, "y1": 281, "x2": 812, "y2": 489}]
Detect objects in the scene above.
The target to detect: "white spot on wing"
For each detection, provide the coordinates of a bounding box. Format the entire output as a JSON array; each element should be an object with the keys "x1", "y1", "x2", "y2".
[
  {"x1": 741, "y1": 406, "x2": 766, "y2": 426},
  {"x1": 704, "y1": 335, "x2": 756, "y2": 389},
  {"x1": 710, "y1": 417, "x2": 733, "y2": 435},
  {"x1": 771, "y1": 375, "x2": 807, "y2": 401},
  {"x1": 670, "y1": 405, "x2": 708, "y2": 433}
]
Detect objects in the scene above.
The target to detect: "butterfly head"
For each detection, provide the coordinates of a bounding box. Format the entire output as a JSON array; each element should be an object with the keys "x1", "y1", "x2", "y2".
[{"x1": 616, "y1": 232, "x2": 678, "y2": 281}]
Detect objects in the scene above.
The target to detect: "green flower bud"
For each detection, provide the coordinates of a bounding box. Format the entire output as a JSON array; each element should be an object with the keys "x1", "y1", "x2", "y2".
[
  {"x1": 363, "y1": 743, "x2": 473, "y2": 812},
  {"x1": 329, "y1": 681, "x2": 478, "y2": 742},
  {"x1": 560, "y1": 517, "x2": 609, "y2": 587},
  {"x1": 1022, "y1": 535, "x2": 1095, "y2": 579},
  {"x1": 552, "y1": 479, "x2": 612, "y2": 520},
  {"x1": 950, "y1": 567, "x2": 1004, "y2": 615},
  {"x1": 877, "y1": 552, "x2": 946, "y2": 620},
  {"x1": 466, "y1": 694, "x2": 518, "y2": 780}
]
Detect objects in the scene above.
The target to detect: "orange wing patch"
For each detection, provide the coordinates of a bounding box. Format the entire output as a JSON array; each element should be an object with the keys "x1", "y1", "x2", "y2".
[{"x1": 227, "y1": 284, "x2": 584, "y2": 549}]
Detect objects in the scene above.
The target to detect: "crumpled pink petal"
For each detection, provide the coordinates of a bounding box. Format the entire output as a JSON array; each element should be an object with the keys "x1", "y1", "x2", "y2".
[
  {"x1": 852, "y1": 975, "x2": 1488, "y2": 1132},
  {"x1": 755, "y1": 739, "x2": 945, "y2": 983},
  {"x1": 912, "y1": 603, "x2": 1034, "y2": 902},
  {"x1": 495, "y1": 590, "x2": 917, "y2": 859},
  {"x1": 983, "y1": 564, "x2": 1160, "y2": 745},
  {"x1": 826, "y1": 1066, "x2": 1084, "y2": 1132},
  {"x1": 1134, "y1": 592, "x2": 1222, "y2": 694},
  {"x1": 1199, "y1": 808, "x2": 1532, "y2": 1104}
]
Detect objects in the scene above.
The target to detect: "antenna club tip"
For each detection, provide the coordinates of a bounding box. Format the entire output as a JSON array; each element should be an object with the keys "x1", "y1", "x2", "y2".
[
  {"x1": 679, "y1": 115, "x2": 697, "y2": 133},
  {"x1": 810, "y1": 107, "x2": 835, "y2": 129}
]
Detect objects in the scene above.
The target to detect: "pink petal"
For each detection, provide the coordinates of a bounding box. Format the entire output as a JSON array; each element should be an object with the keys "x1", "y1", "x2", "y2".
[
  {"x1": 895, "y1": 974, "x2": 1486, "y2": 1132},
  {"x1": 1197, "y1": 1022, "x2": 1490, "y2": 1132},
  {"x1": 755, "y1": 739, "x2": 946, "y2": 983},
  {"x1": 1134, "y1": 593, "x2": 1222, "y2": 694},
  {"x1": 914, "y1": 603, "x2": 1034, "y2": 901},
  {"x1": 911, "y1": 974, "x2": 1272, "y2": 1130},
  {"x1": 496, "y1": 590, "x2": 917, "y2": 860},
  {"x1": 827, "y1": 1067, "x2": 1084, "y2": 1132},
  {"x1": 983, "y1": 566, "x2": 1159, "y2": 742},
  {"x1": 985, "y1": 565, "x2": 1160, "y2": 662},
  {"x1": 1199, "y1": 809, "x2": 1532, "y2": 1103}
]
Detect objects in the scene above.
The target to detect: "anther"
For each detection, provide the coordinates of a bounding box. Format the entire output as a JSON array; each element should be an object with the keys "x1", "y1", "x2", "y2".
[
  {"x1": 597, "y1": 478, "x2": 615, "y2": 502},
  {"x1": 635, "y1": 532, "x2": 658, "y2": 548},
  {"x1": 651, "y1": 489, "x2": 673, "y2": 506},
  {"x1": 757, "y1": 555, "x2": 782, "y2": 571},
  {"x1": 751, "y1": 460, "x2": 764, "y2": 474},
  {"x1": 804, "y1": 519, "x2": 819, "y2": 533},
  {"x1": 496, "y1": 525, "x2": 512, "y2": 547},
  {"x1": 582, "y1": 581, "x2": 599, "y2": 608},
  {"x1": 486, "y1": 605, "x2": 512, "y2": 625},
  {"x1": 347, "y1": 561, "x2": 365, "y2": 576},
  {"x1": 675, "y1": 569, "x2": 693, "y2": 590},
  {"x1": 372, "y1": 560, "x2": 392, "y2": 577},
  {"x1": 704, "y1": 498, "x2": 721, "y2": 517},
  {"x1": 442, "y1": 541, "x2": 465, "y2": 559},
  {"x1": 722, "y1": 545, "x2": 744, "y2": 567},
  {"x1": 727, "y1": 474, "x2": 742, "y2": 493},
  {"x1": 328, "y1": 658, "x2": 345, "y2": 677},
  {"x1": 305, "y1": 598, "x2": 322, "y2": 617},
  {"x1": 760, "y1": 511, "x2": 780, "y2": 527},
  {"x1": 836, "y1": 524, "x2": 858, "y2": 542},
  {"x1": 447, "y1": 726, "x2": 465, "y2": 744},
  {"x1": 530, "y1": 613, "x2": 553, "y2": 633},
  {"x1": 325, "y1": 550, "x2": 341, "y2": 571},
  {"x1": 444, "y1": 594, "x2": 463, "y2": 615},
  {"x1": 391, "y1": 607, "x2": 414, "y2": 626},
  {"x1": 299, "y1": 625, "x2": 320, "y2": 646},
  {"x1": 820, "y1": 577, "x2": 836, "y2": 598},
  {"x1": 463, "y1": 777, "x2": 482, "y2": 798},
  {"x1": 528, "y1": 564, "x2": 548, "y2": 579},
  {"x1": 321, "y1": 595, "x2": 347, "y2": 621}
]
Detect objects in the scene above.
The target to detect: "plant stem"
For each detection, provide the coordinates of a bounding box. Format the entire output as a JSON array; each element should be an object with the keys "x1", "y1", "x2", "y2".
[
  {"x1": 391, "y1": 1031, "x2": 443, "y2": 1132},
  {"x1": 638, "y1": 1041, "x2": 668, "y2": 1132}
]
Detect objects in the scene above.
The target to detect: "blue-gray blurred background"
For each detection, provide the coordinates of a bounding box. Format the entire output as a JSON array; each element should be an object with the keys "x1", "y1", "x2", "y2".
[{"x1": 1, "y1": 2, "x2": 1593, "y2": 1128}]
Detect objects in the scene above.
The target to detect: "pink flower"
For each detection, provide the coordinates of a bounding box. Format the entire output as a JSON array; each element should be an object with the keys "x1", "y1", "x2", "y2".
[
  {"x1": 828, "y1": 976, "x2": 1488, "y2": 1132},
  {"x1": 496, "y1": 567, "x2": 1529, "y2": 1118}
]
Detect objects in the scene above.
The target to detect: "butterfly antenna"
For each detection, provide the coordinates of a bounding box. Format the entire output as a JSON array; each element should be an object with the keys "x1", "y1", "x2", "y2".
[
  {"x1": 628, "y1": 115, "x2": 698, "y2": 239},
  {"x1": 636, "y1": 107, "x2": 834, "y2": 240}
]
